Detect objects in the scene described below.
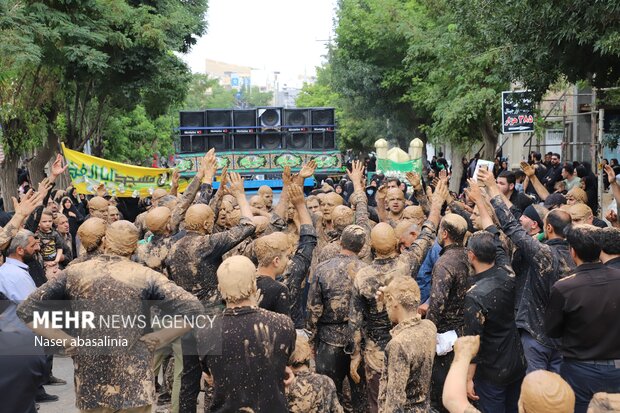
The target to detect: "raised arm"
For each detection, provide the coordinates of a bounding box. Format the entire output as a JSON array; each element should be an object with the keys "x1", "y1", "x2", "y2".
[
  {"x1": 347, "y1": 160, "x2": 371, "y2": 232},
  {"x1": 442, "y1": 336, "x2": 482, "y2": 413},
  {"x1": 521, "y1": 161, "x2": 549, "y2": 200}
]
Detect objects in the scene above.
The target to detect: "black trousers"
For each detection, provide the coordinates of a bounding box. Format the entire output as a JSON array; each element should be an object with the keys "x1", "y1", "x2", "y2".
[
  {"x1": 179, "y1": 334, "x2": 201, "y2": 413},
  {"x1": 315, "y1": 340, "x2": 366, "y2": 413},
  {"x1": 430, "y1": 352, "x2": 454, "y2": 413}
]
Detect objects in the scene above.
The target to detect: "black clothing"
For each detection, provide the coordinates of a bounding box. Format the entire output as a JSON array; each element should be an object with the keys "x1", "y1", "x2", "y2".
[
  {"x1": 200, "y1": 306, "x2": 296, "y2": 413},
  {"x1": 283, "y1": 224, "x2": 317, "y2": 328},
  {"x1": 545, "y1": 262, "x2": 620, "y2": 360},
  {"x1": 593, "y1": 217, "x2": 608, "y2": 228},
  {"x1": 605, "y1": 257, "x2": 620, "y2": 269},
  {"x1": 508, "y1": 190, "x2": 533, "y2": 216},
  {"x1": 491, "y1": 197, "x2": 569, "y2": 348},
  {"x1": 543, "y1": 164, "x2": 563, "y2": 192},
  {"x1": 257, "y1": 276, "x2": 291, "y2": 316},
  {"x1": 464, "y1": 265, "x2": 526, "y2": 385}
]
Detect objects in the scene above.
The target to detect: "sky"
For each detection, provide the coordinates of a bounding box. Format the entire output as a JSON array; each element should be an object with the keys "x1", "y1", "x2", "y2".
[{"x1": 180, "y1": 0, "x2": 338, "y2": 86}]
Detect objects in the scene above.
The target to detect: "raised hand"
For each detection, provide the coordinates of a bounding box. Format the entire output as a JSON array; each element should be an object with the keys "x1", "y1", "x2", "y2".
[
  {"x1": 465, "y1": 179, "x2": 484, "y2": 205},
  {"x1": 376, "y1": 184, "x2": 388, "y2": 203},
  {"x1": 199, "y1": 148, "x2": 216, "y2": 179},
  {"x1": 227, "y1": 172, "x2": 245, "y2": 197},
  {"x1": 299, "y1": 160, "x2": 317, "y2": 179},
  {"x1": 282, "y1": 166, "x2": 292, "y2": 188},
  {"x1": 439, "y1": 169, "x2": 449, "y2": 184},
  {"x1": 287, "y1": 183, "x2": 305, "y2": 206},
  {"x1": 604, "y1": 164, "x2": 617, "y2": 185},
  {"x1": 172, "y1": 170, "x2": 180, "y2": 186},
  {"x1": 477, "y1": 168, "x2": 496, "y2": 189},
  {"x1": 50, "y1": 154, "x2": 68, "y2": 180},
  {"x1": 37, "y1": 177, "x2": 53, "y2": 195},
  {"x1": 431, "y1": 179, "x2": 449, "y2": 207},
  {"x1": 406, "y1": 172, "x2": 422, "y2": 191},
  {"x1": 520, "y1": 161, "x2": 535, "y2": 178},
  {"x1": 347, "y1": 160, "x2": 364, "y2": 182},
  {"x1": 95, "y1": 183, "x2": 107, "y2": 197},
  {"x1": 12, "y1": 189, "x2": 46, "y2": 217}
]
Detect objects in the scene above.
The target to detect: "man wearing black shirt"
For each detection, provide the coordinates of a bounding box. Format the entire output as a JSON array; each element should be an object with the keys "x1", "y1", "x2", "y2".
[
  {"x1": 545, "y1": 224, "x2": 620, "y2": 413},
  {"x1": 462, "y1": 188, "x2": 526, "y2": 413},
  {"x1": 496, "y1": 171, "x2": 533, "y2": 217},
  {"x1": 599, "y1": 227, "x2": 620, "y2": 269},
  {"x1": 200, "y1": 255, "x2": 295, "y2": 413},
  {"x1": 543, "y1": 153, "x2": 563, "y2": 193}
]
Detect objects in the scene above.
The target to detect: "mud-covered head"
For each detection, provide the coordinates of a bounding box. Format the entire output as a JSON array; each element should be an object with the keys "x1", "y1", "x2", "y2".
[
  {"x1": 438, "y1": 213, "x2": 468, "y2": 247},
  {"x1": 146, "y1": 206, "x2": 172, "y2": 235},
  {"x1": 158, "y1": 195, "x2": 177, "y2": 211},
  {"x1": 258, "y1": 185, "x2": 273, "y2": 209},
  {"x1": 289, "y1": 335, "x2": 312, "y2": 368},
  {"x1": 217, "y1": 255, "x2": 257, "y2": 304},
  {"x1": 332, "y1": 205, "x2": 354, "y2": 232},
  {"x1": 383, "y1": 276, "x2": 421, "y2": 323},
  {"x1": 217, "y1": 199, "x2": 234, "y2": 228},
  {"x1": 88, "y1": 196, "x2": 109, "y2": 220},
  {"x1": 371, "y1": 222, "x2": 398, "y2": 258},
  {"x1": 103, "y1": 220, "x2": 139, "y2": 257},
  {"x1": 394, "y1": 220, "x2": 420, "y2": 250},
  {"x1": 386, "y1": 188, "x2": 405, "y2": 214},
  {"x1": 184, "y1": 204, "x2": 215, "y2": 234},
  {"x1": 340, "y1": 224, "x2": 367, "y2": 254},
  {"x1": 250, "y1": 195, "x2": 267, "y2": 211},
  {"x1": 518, "y1": 370, "x2": 574, "y2": 413},
  {"x1": 403, "y1": 206, "x2": 425, "y2": 225},
  {"x1": 321, "y1": 192, "x2": 344, "y2": 221},
  {"x1": 107, "y1": 205, "x2": 120, "y2": 223},
  {"x1": 77, "y1": 217, "x2": 107, "y2": 253},
  {"x1": 152, "y1": 189, "x2": 168, "y2": 207},
  {"x1": 254, "y1": 232, "x2": 290, "y2": 274}
]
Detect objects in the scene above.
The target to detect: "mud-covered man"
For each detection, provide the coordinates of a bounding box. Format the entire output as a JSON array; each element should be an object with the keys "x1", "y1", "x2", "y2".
[
  {"x1": 17, "y1": 221, "x2": 203, "y2": 413},
  {"x1": 199, "y1": 255, "x2": 295, "y2": 413},
  {"x1": 286, "y1": 334, "x2": 344, "y2": 413},
  {"x1": 306, "y1": 224, "x2": 369, "y2": 412},
  {"x1": 349, "y1": 180, "x2": 448, "y2": 412},
  {"x1": 377, "y1": 277, "x2": 437, "y2": 412}
]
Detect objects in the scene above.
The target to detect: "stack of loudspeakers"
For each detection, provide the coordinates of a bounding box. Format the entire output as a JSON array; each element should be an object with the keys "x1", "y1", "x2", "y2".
[{"x1": 178, "y1": 107, "x2": 335, "y2": 152}]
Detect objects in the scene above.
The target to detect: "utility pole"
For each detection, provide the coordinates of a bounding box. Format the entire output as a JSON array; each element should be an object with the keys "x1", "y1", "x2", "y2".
[{"x1": 598, "y1": 109, "x2": 605, "y2": 219}]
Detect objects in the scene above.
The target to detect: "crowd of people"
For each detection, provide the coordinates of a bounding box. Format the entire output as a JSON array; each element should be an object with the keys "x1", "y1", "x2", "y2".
[{"x1": 0, "y1": 148, "x2": 620, "y2": 413}]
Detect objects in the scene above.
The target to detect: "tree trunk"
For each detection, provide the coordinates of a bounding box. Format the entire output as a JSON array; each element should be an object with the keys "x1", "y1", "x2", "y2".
[
  {"x1": 29, "y1": 142, "x2": 55, "y2": 187},
  {"x1": 450, "y1": 147, "x2": 466, "y2": 193},
  {"x1": 1, "y1": 154, "x2": 20, "y2": 212},
  {"x1": 480, "y1": 115, "x2": 499, "y2": 160}
]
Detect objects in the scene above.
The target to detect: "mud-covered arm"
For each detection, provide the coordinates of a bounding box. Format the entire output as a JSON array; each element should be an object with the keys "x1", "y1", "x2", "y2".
[
  {"x1": 379, "y1": 342, "x2": 410, "y2": 413},
  {"x1": 1, "y1": 189, "x2": 49, "y2": 250},
  {"x1": 401, "y1": 220, "x2": 437, "y2": 276},
  {"x1": 348, "y1": 281, "x2": 365, "y2": 358},
  {"x1": 170, "y1": 173, "x2": 202, "y2": 234},
  {"x1": 197, "y1": 218, "x2": 256, "y2": 258},
  {"x1": 305, "y1": 269, "x2": 324, "y2": 347},
  {"x1": 426, "y1": 261, "x2": 454, "y2": 326}
]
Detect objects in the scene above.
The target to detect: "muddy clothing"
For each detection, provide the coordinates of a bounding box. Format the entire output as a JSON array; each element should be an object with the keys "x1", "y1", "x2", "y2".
[
  {"x1": 307, "y1": 254, "x2": 366, "y2": 348},
  {"x1": 37, "y1": 229, "x2": 64, "y2": 262},
  {"x1": 287, "y1": 370, "x2": 344, "y2": 413},
  {"x1": 427, "y1": 244, "x2": 472, "y2": 335},
  {"x1": 134, "y1": 211, "x2": 147, "y2": 239},
  {"x1": 464, "y1": 228, "x2": 526, "y2": 386},
  {"x1": 200, "y1": 306, "x2": 295, "y2": 413},
  {"x1": 490, "y1": 195, "x2": 568, "y2": 347},
  {"x1": 69, "y1": 251, "x2": 101, "y2": 266},
  {"x1": 257, "y1": 276, "x2": 291, "y2": 316},
  {"x1": 545, "y1": 238, "x2": 576, "y2": 273},
  {"x1": 165, "y1": 218, "x2": 255, "y2": 309},
  {"x1": 349, "y1": 220, "x2": 436, "y2": 374},
  {"x1": 378, "y1": 316, "x2": 437, "y2": 413},
  {"x1": 134, "y1": 235, "x2": 175, "y2": 276},
  {"x1": 16, "y1": 255, "x2": 203, "y2": 411}
]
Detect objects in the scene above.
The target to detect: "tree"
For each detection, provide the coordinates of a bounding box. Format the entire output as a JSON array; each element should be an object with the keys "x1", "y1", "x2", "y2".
[
  {"x1": 0, "y1": 0, "x2": 207, "y2": 209},
  {"x1": 453, "y1": 0, "x2": 620, "y2": 98}
]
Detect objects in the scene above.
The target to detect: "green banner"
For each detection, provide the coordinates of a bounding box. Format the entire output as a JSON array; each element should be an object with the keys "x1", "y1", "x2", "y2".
[{"x1": 377, "y1": 158, "x2": 423, "y2": 174}]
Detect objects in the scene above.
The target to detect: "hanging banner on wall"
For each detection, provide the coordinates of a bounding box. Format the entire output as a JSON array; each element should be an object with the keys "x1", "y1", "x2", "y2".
[{"x1": 62, "y1": 143, "x2": 188, "y2": 197}]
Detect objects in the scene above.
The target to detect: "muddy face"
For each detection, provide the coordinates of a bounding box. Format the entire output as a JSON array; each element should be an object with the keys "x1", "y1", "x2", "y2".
[
  {"x1": 331, "y1": 205, "x2": 354, "y2": 232},
  {"x1": 306, "y1": 198, "x2": 320, "y2": 214},
  {"x1": 403, "y1": 206, "x2": 425, "y2": 225},
  {"x1": 185, "y1": 204, "x2": 215, "y2": 234},
  {"x1": 250, "y1": 196, "x2": 267, "y2": 211},
  {"x1": 89, "y1": 196, "x2": 109, "y2": 220},
  {"x1": 386, "y1": 188, "x2": 405, "y2": 214},
  {"x1": 108, "y1": 206, "x2": 120, "y2": 224},
  {"x1": 258, "y1": 186, "x2": 273, "y2": 209},
  {"x1": 321, "y1": 193, "x2": 344, "y2": 221}
]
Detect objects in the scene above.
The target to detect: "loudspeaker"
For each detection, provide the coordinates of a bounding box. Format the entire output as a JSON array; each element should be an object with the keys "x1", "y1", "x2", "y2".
[
  {"x1": 191, "y1": 135, "x2": 208, "y2": 152},
  {"x1": 283, "y1": 108, "x2": 310, "y2": 131},
  {"x1": 311, "y1": 108, "x2": 335, "y2": 127},
  {"x1": 180, "y1": 135, "x2": 192, "y2": 153},
  {"x1": 310, "y1": 108, "x2": 336, "y2": 149},
  {"x1": 286, "y1": 132, "x2": 311, "y2": 149},
  {"x1": 205, "y1": 109, "x2": 232, "y2": 133},
  {"x1": 258, "y1": 107, "x2": 282, "y2": 131},
  {"x1": 233, "y1": 109, "x2": 257, "y2": 149},
  {"x1": 180, "y1": 111, "x2": 205, "y2": 127},
  {"x1": 207, "y1": 134, "x2": 228, "y2": 151},
  {"x1": 234, "y1": 135, "x2": 257, "y2": 150},
  {"x1": 259, "y1": 132, "x2": 283, "y2": 149}
]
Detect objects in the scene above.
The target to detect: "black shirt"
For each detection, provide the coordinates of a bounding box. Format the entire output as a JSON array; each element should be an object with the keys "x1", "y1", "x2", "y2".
[
  {"x1": 257, "y1": 276, "x2": 291, "y2": 317},
  {"x1": 200, "y1": 306, "x2": 295, "y2": 413},
  {"x1": 545, "y1": 262, "x2": 620, "y2": 360},
  {"x1": 606, "y1": 257, "x2": 620, "y2": 270},
  {"x1": 464, "y1": 266, "x2": 526, "y2": 385},
  {"x1": 508, "y1": 190, "x2": 534, "y2": 216}
]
